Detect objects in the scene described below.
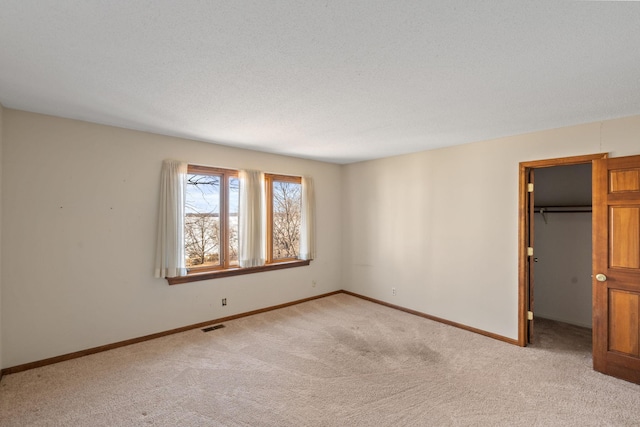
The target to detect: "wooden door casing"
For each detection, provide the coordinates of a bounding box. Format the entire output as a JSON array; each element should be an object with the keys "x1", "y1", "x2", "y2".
[
  {"x1": 593, "y1": 156, "x2": 640, "y2": 383},
  {"x1": 518, "y1": 153, "x2": 607, "y2": 347}
]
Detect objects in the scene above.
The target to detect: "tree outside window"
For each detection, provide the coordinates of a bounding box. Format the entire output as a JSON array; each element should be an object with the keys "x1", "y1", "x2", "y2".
[{"x1": 266, "y1": 175, "x2": 302, "y2": 262}]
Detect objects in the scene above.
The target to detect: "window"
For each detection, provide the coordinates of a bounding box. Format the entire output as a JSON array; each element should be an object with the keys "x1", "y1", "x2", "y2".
[
  {"x1": 265, "y1": 174, "x2": 302, "y2": 263},
  {"x1": 184, "y1": 165, "x2": 239, "y2": 271},
  {"x1": 165, "y1": 165, "x2": 311, "y2": 285}
]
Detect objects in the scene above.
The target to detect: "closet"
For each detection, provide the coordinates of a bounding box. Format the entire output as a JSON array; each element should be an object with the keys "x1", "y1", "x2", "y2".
[{"x1": 533, "y1": 163, "x2": 592, "y2": 329}]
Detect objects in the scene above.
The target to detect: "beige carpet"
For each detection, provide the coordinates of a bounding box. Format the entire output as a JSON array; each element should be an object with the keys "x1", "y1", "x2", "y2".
[{"x1": 1, "y1": 293, "x2": 640, "y2": 426}]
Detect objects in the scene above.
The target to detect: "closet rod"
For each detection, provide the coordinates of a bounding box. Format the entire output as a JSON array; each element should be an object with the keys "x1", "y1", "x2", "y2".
[
  {"x1": 535, "y1": 206, "x2": 591, "y2": 224},
  {"x1": 534, "y1": 206, "x2": 592, "y2": 213}
]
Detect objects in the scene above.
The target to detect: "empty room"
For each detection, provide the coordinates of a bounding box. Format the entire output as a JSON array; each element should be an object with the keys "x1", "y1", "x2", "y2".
[{"x1": 2, "y1": 1, "x2": 640, "y2": 426}]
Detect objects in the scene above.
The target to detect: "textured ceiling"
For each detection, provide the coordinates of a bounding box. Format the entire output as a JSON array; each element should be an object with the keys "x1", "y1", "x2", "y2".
[{"x1": 1, "y1": 1, "x2": 639, "y2": 164}]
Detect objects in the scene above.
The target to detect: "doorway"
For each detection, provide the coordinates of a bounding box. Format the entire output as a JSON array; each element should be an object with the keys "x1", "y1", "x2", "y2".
[
  {"x1": 533, "y1": 163, "x2": 592, "y2": 330},
  {"x1": 518, "y1": 153, "x2": 607, "y2": 346}
]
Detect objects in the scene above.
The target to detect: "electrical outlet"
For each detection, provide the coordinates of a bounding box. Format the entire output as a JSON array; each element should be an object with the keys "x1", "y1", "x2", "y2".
[
  {"x1": 312, "y1": 280, "x2": 317, "y2": 288},
  {"x1": 392, "y1": 287, "x2": 396, "y2": 296},
  {"x1": 222, "y1": 298, "x2": 227, "y2": 306}
]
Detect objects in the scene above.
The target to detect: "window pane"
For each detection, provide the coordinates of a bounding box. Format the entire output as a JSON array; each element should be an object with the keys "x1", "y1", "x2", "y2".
[
  {"x1": 228, "y1": 177, "x2": 240, "y2": 266},
  {"x1": 185, "y1": 174, "x2": 221, "y2": 268},
  {"x1": 272, "y1": 181, "x2": 301, "y2": 259}
]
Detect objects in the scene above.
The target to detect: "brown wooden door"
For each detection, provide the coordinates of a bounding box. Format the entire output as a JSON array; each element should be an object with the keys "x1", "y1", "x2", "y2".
[{"x1": 593, "y1": 155, "x2": 640, "y2": 383}]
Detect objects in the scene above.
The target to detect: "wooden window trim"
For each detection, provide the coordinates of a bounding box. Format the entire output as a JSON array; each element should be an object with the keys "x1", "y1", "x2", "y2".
[
  {"x1": 188, "y1": 164, "x2": 238, "y2": 176},
  {"x1": 167, "y1": 259, "x2": 311, "y2": 285},
  {"x1": 265, "y1": 174, "x2": 302, "y2": 264},
  {"x1": 266, "y1": 174, "x2": 302, "y2": 183}
]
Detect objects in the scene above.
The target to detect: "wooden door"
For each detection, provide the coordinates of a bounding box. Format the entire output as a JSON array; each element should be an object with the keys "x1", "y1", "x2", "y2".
[{"x1": 593, "y1": 155, "x2": 640, "y2": 383}]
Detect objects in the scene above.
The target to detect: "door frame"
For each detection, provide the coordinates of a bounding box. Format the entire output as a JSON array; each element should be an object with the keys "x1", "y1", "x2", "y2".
[{"x1": 518, "y1": 153, "x2": 608, "y2": 346}]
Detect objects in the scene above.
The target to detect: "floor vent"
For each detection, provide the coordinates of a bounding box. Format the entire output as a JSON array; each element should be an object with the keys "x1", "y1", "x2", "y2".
[{"x1": 202, "y1": 324, "x2": 225, "y2": 332}]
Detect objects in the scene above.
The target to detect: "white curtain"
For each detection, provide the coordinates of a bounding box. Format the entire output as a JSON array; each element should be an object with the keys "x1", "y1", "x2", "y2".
[
  {"x1": 239, "y1": 170, "x2": 266, "y2": 267},
  {"x1": 300, "y1": 176, "x2": 316, "y2": 260},
  {"x1": 154, "y1": 159, "x2": 188, "y2": 278}
]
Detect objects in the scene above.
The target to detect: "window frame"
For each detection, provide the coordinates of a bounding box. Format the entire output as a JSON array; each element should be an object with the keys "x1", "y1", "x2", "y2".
[
  {"x1": 168, "y1": 166, "x2": 310, "y2": 285},
  {"x1": 184, "y1": 165, "x2": 239, "y2": 273},
  {"x1": 265, "y1": 174, "x2": 303, "y2": 264}
]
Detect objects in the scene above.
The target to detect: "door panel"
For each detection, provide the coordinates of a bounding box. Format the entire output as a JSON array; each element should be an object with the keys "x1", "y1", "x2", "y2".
[
  {"x1": 593, "y1": 155, "x2": 640, "y2": 383},
  {"x1": 610, "y1": 169, "x2": 640, "y2": 192},
  {"x1": 608, "y1": 290, "x2": 639, "y2": 356},
  {"x1": 609, "y1": 207, "x2": 640, "y2": 269}
]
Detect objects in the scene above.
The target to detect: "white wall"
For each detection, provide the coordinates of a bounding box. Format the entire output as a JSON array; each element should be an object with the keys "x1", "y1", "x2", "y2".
[
  {"x1": 533, "y1": 213, "x2": 592, "y2": 328},
  {"x1": 342, "y1": 116, "x2": 640, "y2": 340},
  {"x1": 1, "y1": 110, "x2": 342, "y2": 368}
]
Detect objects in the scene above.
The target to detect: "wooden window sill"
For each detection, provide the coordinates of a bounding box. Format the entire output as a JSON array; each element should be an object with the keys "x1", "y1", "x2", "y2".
[{"x1": 167, "y1": 259, "x2": 311, "y2": 285}]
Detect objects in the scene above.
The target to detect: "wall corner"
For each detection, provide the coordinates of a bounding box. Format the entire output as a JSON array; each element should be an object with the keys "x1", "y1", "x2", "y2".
[{"x1": 0, "y1": 102, "x2": 4, "y2": 373}]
